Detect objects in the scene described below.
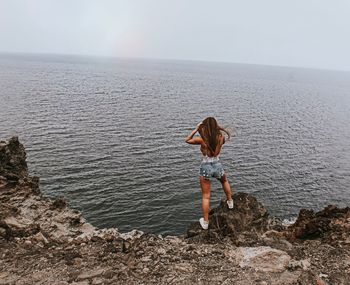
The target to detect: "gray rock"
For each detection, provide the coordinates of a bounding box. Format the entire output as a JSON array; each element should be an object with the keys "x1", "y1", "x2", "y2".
[
  {"x1": 77, "y1": 268, "x2": 105, "y2": 280},
  {"x1": 288, "y1": 259, "x2": 311, "y2": 271},
  {"x1": 186, "y1": 192, "x2": 269, "y2": 244},
  {"x1": 234, "y1": 246, "x2": 291, "y2": 273}
]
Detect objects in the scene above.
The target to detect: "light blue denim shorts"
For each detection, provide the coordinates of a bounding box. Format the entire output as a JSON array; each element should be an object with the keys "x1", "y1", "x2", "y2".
[{"x1": 199, "y1": 161, "x2": 225, "y2": 181}]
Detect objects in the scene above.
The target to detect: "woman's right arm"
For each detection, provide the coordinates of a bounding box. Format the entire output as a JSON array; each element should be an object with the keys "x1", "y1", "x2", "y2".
[
  {"x1": 185, "y1": 122, "x2": 202, "y2": 144},
  {"x1": 185, "y1": 128, "x2": 201, "y2": 144}
]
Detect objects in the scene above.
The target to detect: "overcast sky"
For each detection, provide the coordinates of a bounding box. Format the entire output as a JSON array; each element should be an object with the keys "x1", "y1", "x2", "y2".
[{"x1": 1, "y1": 0, "x2": 350, "y2": 71}]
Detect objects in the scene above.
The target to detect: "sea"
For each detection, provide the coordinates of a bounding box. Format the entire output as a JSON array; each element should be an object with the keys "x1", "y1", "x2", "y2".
[{"x1": 0, "y1": 53, "x2": 349, "y2": 235}]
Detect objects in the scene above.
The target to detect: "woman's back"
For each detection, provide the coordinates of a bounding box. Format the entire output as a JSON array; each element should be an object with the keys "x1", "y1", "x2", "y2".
[{"x1": 200, "y1": 133, "x2": 225, "y2": 157}]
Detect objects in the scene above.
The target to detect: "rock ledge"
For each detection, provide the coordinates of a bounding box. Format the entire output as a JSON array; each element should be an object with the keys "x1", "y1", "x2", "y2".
[{"x1": 1, "y1": 137, "x2": 349, "y2": 285}]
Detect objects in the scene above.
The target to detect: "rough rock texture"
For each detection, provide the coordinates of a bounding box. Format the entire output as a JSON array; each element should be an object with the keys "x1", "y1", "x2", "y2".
[
  {"x1": 186, "y1": 193, "x2": 270, "y2": 245},
  {"x1": 285, "y1": 206, "x2": 350, "y2": 245},
  {"x1": 1, "y1": 137, "x2": 350, "y2": 285},
  {"x1": 0, "y1": 137, "x2": 28, "y2": 182}
]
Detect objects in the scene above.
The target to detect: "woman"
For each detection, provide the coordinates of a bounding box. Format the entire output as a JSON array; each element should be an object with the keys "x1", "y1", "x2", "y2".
[{"x1": 185, "y1": 117, "x2": 234, "y2": 230}]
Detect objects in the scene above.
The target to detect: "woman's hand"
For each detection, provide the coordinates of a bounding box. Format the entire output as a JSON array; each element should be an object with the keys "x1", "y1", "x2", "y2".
[{"x1": 185, "y1": 121, "x2": 202, "y2": 143}]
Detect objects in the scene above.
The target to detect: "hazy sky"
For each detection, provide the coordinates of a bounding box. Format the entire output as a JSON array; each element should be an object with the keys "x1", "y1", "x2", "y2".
[{"x1": 1, "y1": 0, "x2": 350, "y2": 70}]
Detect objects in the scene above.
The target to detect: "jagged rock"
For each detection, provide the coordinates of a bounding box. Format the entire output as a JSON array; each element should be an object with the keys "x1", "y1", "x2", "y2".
[
  {"x1": 266, "y1": 216, "x2": 286, "y2": 231},
  {"x1": 186, "y1": 192, "x2": 269, "y2": 244},
  {"x1": 51, "y1": 196, "x2": 67, "y2": 210},
  {"x1": 0, "y1": 137, "x2": 28, "y2": 182},
  {"x1": 285, "y1": 205, "x2": 350, "y2": 243},
  {"x1": 22, "y1": 176, "x2": 40, "y2": 194}
]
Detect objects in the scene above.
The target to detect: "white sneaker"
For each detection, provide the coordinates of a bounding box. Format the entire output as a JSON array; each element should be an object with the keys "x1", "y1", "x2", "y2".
[
  {"x1": 227, "y1": 199, "x2": 234, "y2": 209},
  {"x1": 199, "y1": 218, "x2": 209, "y2": 230}
]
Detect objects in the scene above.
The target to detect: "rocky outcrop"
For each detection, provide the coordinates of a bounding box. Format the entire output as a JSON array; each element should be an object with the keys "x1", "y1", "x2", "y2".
[
  {"x1": 284, "y1": 205, "x2": 350, "y2": 245},
  {"x1": 186, "y1": 192, "x2": 271, "y2": 245},
  {"x1": 186, "y1": 193, "x2": 350, "y2": 247},
  {"x1": 1, "y1": 137, "x2": 349, "y2": 285},
  {"x1": 0, "y1": 137, "x2": 28, "y2": 182}
]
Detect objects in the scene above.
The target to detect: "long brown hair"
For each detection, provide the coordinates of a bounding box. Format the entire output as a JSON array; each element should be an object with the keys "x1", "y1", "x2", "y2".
[{"x1": 198, "y1": 117, "x2": 230, "y2": 155}]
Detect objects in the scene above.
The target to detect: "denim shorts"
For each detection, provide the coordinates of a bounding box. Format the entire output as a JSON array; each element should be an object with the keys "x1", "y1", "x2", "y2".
[{"x1": 199, "y1": 161, "x2": 225, "y2": 181}]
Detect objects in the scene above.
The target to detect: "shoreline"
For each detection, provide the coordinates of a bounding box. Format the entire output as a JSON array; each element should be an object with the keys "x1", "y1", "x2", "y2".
[{"x1": 1, "y1": 137, "x2": 349, "y2": 284}]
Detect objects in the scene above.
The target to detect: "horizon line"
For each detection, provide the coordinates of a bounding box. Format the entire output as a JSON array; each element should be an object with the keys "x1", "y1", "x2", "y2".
[{"x1": 1, "y1": 50, "x2": 350, "y2": 74}]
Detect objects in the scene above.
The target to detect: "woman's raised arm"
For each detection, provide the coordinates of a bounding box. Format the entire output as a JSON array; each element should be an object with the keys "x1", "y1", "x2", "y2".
[{"x1": 185, "y1": 122, "x2": 202, "y2": 144}]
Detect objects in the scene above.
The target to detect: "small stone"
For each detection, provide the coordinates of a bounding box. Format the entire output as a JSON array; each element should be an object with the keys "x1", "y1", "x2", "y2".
[
  {"x1": 4, "y1": 217, "x2": 26, "y2": 229},
  {"x1": 136, "y1": 250, "x2": 145, "y2": 257},
  {"x1": 73, "y1": 258, "x2": 83, "y2": 267},
  {"x1": 33, "y1": 232, "x2": 49, "y2": 244},
  {"x1": 103, "y1": 269, "x2": 114, "y2": 279},
  {"x1": 0, "y1": 272, "x2": 10, "y2": 279},
  {"x1": 157, "y1": 248, "x2": 166, "y2": 255},
  {"x1": 143, "y1": 267, "x2": 150, "y2": 274},
  {"x1": 91, "y1": 235, "x2": 103, "y2": 242},
  {"x1": 288, "y1": 259, "x2": 311, "y2": 271},
  {"x1": 121, "y1": 240, "x2": 131, "y2": 252},
  {"x1": 77, "y1": 268, "x2": 104, "y2": 280},
  {"x1": 120, "y1": 229, "x2": 144, "y2": 240},
  {"x1": 0, "y1": 227, "x2": 6, "y2": 237},
  {"x1": 104, "y1": 234, "x2": 114, "y2": 242},
  {"x1": 174, "y1": 263, "x2": 194, "y2": 273},
  {"x1": 301, "y1": 259, "x2": 311, "y2": 270},
  {"x1": 91, "y1": 278, "x2": 104, "y2": 285},
  {"x1": 141, "y1": 256, "x2": 152, "y2": 262}
]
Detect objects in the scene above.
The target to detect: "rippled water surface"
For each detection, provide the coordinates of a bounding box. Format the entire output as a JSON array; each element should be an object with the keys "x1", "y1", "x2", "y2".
[{"x1": 1, "y1": 54, "x2": 350, "y2": 235}]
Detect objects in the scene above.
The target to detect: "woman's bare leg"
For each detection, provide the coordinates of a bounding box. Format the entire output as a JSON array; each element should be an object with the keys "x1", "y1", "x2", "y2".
[
  {"x1": 220, "y1": 174, "x2": 233, "y2": 201},
  {"x1": 199, "y1": 176, "x2": 211, "y2": 222}
]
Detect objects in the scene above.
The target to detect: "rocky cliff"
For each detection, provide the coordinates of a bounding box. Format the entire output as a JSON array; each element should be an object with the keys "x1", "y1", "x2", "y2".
[{"x1": 0, "y1": 137, "x2": 349, "y2": 285}]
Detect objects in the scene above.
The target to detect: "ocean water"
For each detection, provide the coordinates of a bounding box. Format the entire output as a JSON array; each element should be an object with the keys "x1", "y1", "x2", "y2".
[{"x1": 1, "y1": 53, "x2": 350, "y2": 236}]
